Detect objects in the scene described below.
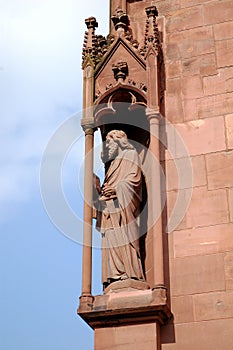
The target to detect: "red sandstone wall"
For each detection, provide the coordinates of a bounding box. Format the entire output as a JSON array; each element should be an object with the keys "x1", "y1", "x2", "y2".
[
  {"x1": 107, "y1": 1, "x2": 233, "y2": 348},
  {"x1": 156, "y1": 0, "x2": 233, "y2": 348}
]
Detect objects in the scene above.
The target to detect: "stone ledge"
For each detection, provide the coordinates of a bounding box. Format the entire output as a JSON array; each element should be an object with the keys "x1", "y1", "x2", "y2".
[{"x1": 78, "y1": 288, "x2": 172, "y2": 329}]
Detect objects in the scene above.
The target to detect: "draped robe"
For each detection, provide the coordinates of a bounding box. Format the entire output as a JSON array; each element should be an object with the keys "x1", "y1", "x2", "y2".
[{"x1": 96, "y1": 148, "x2": 145, "y2": 286}]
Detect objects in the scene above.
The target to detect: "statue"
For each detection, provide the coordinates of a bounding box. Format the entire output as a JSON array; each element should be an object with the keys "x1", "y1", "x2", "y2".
[{"x1": 95, "y1": 130, "x2": 145, "y2": 289}]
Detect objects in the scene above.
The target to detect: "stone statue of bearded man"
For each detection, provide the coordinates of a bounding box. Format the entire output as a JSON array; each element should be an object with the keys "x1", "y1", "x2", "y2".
[{"x1": 96, "y1": 130, "x2": 145, "y2": 290}]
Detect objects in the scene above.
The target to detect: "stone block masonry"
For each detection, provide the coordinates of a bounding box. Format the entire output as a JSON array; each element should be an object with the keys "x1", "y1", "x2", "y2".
[{"x1": 160, "y1": 0, "x2": 233, "y2": 348}]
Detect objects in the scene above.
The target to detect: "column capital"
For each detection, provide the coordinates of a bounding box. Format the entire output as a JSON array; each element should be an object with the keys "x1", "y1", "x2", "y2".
[
  {"x1": 84, "y1": 128, "x2": 95, "y2": 136},
  {"x1": 146, "y1": 108, "x2": 161, "y2": 122},
  {"x1": 81, "y1": 118, "x2": 95, "y2": 134}
]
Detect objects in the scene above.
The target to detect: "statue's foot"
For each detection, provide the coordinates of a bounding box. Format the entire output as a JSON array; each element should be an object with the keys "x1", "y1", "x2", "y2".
[{"x1": 120, "y1": 273, "x2": 128, "y2": 280}]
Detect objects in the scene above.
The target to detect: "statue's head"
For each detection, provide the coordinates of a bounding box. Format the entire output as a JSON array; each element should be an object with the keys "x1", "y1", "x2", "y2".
[
  {"x1": 106, "y1": 130, "x2": 134, "y2": 150},
  {"x1": 102, "y1": 130, "x2": 134, "y2": 162},
  {"x1": 106, "y1": 129, "x2": 127, "y2": 141}
]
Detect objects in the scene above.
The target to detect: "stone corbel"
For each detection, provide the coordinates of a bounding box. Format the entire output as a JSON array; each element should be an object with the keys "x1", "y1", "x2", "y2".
[{"x1": 112, "y1": 61, "x2": 129, "y2": 82}]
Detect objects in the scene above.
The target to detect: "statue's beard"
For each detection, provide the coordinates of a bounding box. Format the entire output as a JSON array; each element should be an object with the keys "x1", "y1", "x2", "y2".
[
  {"x1": 101, "y1": 142, "x2": 119, "y2": 163},
  {"x1": 106, "y1": 143, "x2": 118, "y2": 161}
]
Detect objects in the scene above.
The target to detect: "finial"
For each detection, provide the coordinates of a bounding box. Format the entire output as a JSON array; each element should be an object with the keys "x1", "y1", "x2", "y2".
[
  {"x1": 145, "y1": 6, "x2": 158, "y2": 18},
  {"x1": 111, "y1": 9, "x2": 129, "y2": 36},
  {"x1": 85, "y1": 16, "x2": 98, "y2": 30},
  {"x1": 82, "y1": 17, "x2": 99, "y2": 68},
  {"x1": 140, "y1": 6, "x2": 160, "y2": 58}
]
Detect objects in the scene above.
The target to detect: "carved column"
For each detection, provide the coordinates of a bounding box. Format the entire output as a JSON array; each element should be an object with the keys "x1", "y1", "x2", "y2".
[
  {"x1": 80, "y1": 126, "x2": 95, "y2": 304},
  {"x1": 146, "y1": 111, "x2": 165, "y2": 289},
  {"x1": 79, "y1": 16, "x2": 97, "y2": 307},
  {"x1": 145, "y1": 6, "x2": 165, "y2": 290}
]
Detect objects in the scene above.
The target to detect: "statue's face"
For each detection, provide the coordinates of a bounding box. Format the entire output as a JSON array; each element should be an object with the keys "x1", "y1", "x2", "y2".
[{"x1": 106, "y1": 137, "x2": 119, "y2": 160}]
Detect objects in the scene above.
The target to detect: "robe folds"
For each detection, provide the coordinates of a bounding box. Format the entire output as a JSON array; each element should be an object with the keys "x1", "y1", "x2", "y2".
[{"x1": 96, "y1": 148, "x2": 145, "y2": 285}]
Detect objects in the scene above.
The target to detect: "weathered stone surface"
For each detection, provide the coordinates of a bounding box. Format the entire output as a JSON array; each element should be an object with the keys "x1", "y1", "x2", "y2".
[
  {"x1": 166, "y1": 189, "x2": 189, "y2": 231},
  {"x1": 193, "y1": 291, "x2": 233, "y2": 321},
  {"x1": 182, "y1": 98, "x2": 198, "y2": 121},
  {"x1": 181, "y1": 75, "x2": 203, "y2": 99},
  {"x1": 156, "y1": 0, "x2": 180, "y2": 15},
  {"x1": 166, "y1": 26, "x2": 215, "y2": 61},
  {"x1": 180, "y1": 0, "x2": 209, "y2": 8},
  {"x1": 191, "y1": 156, "x2": 207, "y2": 187},
  {"x1": 226, "y1": 114, "x2": 233, "y2": 149},
  {"x1": 203, "y1": 0, "x2": 233, "y2": 25},
  {"x1": 166, "y1": 78, "x2": 184, "y2": 123},
  {"x1": 229, "y1": 188, "x2": 233, "y2": 222},
  {"x1": 167, "y1": 61, "x2": 181, "y2": 79},
  {"x1": 95, "y1": 323, "x2": 158, "y2": 350},
  {"x1": 106, "y1": 288, "x2": 152, "y2": 308},
  {"x1": 144, "y1": 233, "x2": 154, "y2": 285},
  {"x1": 203, "y1": 67, "x2": 233, "y2": 96},
  {"x1": 161, "y1": 319, "x2": 233, "y2": 350},
  {"x1": 171, "y1": 295, "x2": 194, "y2": 324},
  {"x1": 173, "y1": 223, "x2": 233, "y2": 258},
  {"x1": 214, "y1": 20, "x2": 233, "y2": 41},
  {"x1": 186, "y1": 187, "x2": 228, "y2": 229},
  {"x1": 166, "y1": 7, "x2": 203, "y2": 33},
  {"x1": 206, "y1": 151, "x2": 233, "y2": 190},
  {"x1": 167, "y1": 187, "x2": 229, "y2": 231},
  {"x1": 224, "y1": 251, "x2": 233, "y2": 290},
  {"x1": 216, "y1": 39, "x2": 233, "y2": 68},
  {"x1": 196, "y1": 92, "x2": 233, "y2": 118},
  {"x1": 167, "y1": 117, "x2": 226, "y2": 158},
  {"x1": 166, "y1": 94, "x2": 184, "y2": 123},
  {"x1": 166, "y1": 229, "x2": 175, "y2": 261},
  {"x1": 182, "y1": 53, "x2": 217, "y2": 77},
  {"x1": 170, "y1": 254, "x2": 225, "y2": 296},
  {"x1": 166, "y1": 155, "x2": 206, "y2": 191},
  {"x1": 166, "y1": 77, "x2": 181, "y2": 95}
]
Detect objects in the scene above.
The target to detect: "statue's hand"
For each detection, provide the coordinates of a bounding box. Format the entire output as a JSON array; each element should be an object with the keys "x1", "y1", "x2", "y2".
[{"x1": 101, "y1": 185, "x2": 116, "y2": 197}]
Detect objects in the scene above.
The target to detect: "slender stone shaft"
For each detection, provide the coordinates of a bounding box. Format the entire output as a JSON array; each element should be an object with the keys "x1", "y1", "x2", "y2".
[
  {"x1": 147, "y1": 112, "x2": 165, "y2": 289},
  {"x1": 146, "y1": 42, "x2": 165, "y2": 289},
  {"x1": 81, "y1": 128, "x2": 94, "y2": 297}
]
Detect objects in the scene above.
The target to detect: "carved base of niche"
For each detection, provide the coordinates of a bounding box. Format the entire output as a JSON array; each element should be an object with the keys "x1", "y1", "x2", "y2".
[
  {"x1": 77, "y1": 288, "x2": 172, "y2": 329},
  {"x1": 104, "y1": 278, "x2": 150, "y2": 294}
]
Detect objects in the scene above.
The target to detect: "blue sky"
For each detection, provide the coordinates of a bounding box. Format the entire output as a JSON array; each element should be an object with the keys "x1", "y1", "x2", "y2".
[{"x1": 0, "y1": 1, "x2": 109, "y2": 349}]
